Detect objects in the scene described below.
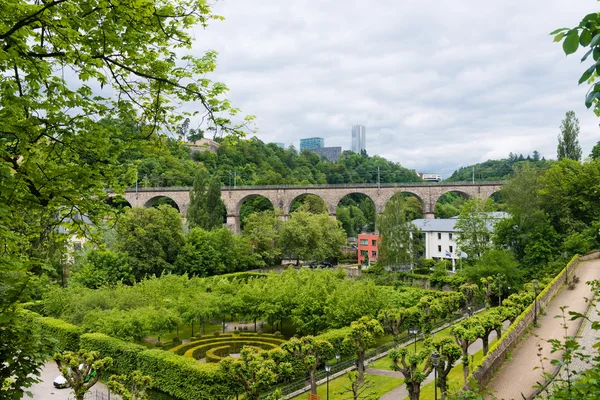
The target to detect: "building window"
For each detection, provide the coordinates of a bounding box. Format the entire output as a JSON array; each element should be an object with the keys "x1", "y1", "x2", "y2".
[
  {"x1": 449, "y1": 246, "x2": 453, "y2": 253},
  {"x1": 360, "y1": 250, "x2": 368, "y2": 257},
  {"x1": 438, "y1": 245, "x2": 442, "y2": 252},
  {"x1": 437, "y1": 233, "x2": 442, "y2": 240},
  {"x1": 372, "y1": 240, "x2": 377, "y2": 246},
  {"x1": 372, "y1": 251, "x2": 377, "y2": 257},
  {"x1": 449, "y1": 233, "x2": 453, "y2": 240},
  {"x1": 360, "y1": 239, "x2": 368, "y2": 245}
]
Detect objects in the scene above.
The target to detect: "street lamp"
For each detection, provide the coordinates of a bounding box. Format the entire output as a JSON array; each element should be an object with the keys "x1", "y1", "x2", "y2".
[
  {"x1": 533, "y1": 279, "x2": 539, "y2": 326},
  {"x1": 408, "y1": 327, "x2": 419, "y2": 353},
  {"x1": 431, "y1": 351, "x2": 440, "y2": 400},
  {"x1": 335, "y1": 353, "x2": 341, "y2": 364},
  {"x1": 325, "y1": 364, "x2": 332, "y2": 400}
]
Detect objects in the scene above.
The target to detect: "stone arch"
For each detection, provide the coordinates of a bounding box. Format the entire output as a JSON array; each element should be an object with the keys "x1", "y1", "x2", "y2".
[
  {"x1": 434, "y1": 190, "x2": 471, "y2": 219},
  {"x1": 235, "y1": 193, "x2": 276, "y2": 216},
  {"x1": 335, "y1": 192, "x2": 377, "y2": 235},
  {"x1": 378, "y1": 190, "x2": 426, "y2": 215},
  {"x1": 286, "y1": 193, "x2": 329, "y2": 215},
  {"x1": 236, "y1": 194, "x2": 276, "y2": 230},
  {"x1": 143, "y1": 195, "x2": 181, "y2": 212},
  {"x1": 107, "y1": 194, "x2": 132, "y2": 210}
]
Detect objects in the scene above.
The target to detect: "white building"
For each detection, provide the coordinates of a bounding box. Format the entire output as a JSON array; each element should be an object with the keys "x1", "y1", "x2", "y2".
[
  {"x1": 412, "y1": 212, "x2": 509, "y2": 270},
  {"x1": 351, "y1": 125, "x2": 366, "y2": 153}
]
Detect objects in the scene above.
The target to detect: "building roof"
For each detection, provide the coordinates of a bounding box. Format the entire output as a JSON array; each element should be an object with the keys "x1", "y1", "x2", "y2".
[{"x1": 412, "y1": 212, "x2": 509, "y2": 233}]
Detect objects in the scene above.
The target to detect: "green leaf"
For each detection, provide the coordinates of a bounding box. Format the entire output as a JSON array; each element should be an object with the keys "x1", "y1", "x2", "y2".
[
  {"x1": 564, "y1": 32, "x2": 580, "y2": 55},
  {"x1": 585, "y1": 91, "x2": 600, "y2": 108},
  {"x1": 553, "y1": 32, "x2": 565, "y2": 43},
  {"x1": 583, "y1": 13, "x2": 600, "y2": 22},
  {"x1": 594, "y1": 47, "x2": 600, "y2": 61},
  {"x1": 579, "y1": 67, "x2": 594, "y2": 84},
  {"x1": 550, "y1": 28, "x2": 570, "y2": 35},
  {"x1": 582, "y1": 48, "x2": 593, "y2": 62},
  {"x1": 591, "y1": 33, "x2": 600, "y2": 48},
  {"x1": 580, "y1": 29, "x2": 593, "y2": 46}
]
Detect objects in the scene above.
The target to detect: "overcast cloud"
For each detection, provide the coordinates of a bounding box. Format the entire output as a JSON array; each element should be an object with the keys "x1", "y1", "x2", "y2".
[{"x1": 188, "y1": 0, "x2": 599, "y2": 177}]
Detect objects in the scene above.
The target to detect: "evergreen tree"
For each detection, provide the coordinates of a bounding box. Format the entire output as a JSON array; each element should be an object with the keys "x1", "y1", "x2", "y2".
[
  {"x1": 187, "y1": 170, "x2": 209, "y2": 229},
  {"x1": 532, "y1": 150, "x2": 541, "y2": 161},
  {"x1": 206, "y1": 175, "x2": 226, "y2": 229},
  {"x1": 557, "y1": 111, "x2": 582, "y2": 161}
]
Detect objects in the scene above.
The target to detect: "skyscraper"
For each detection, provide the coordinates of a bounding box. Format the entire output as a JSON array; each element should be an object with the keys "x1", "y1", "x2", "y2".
[
  {"x1": 351, "y1": 125, "x2": 366, "y2": 153},
  {"x1": 300, "y1": 137, "x2": 325, "y2": 151}
]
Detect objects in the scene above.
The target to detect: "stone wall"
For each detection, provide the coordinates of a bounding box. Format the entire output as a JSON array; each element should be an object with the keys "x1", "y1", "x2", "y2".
[{"x1": 467, "y1": 251, "x2": 600, "y2": 390}]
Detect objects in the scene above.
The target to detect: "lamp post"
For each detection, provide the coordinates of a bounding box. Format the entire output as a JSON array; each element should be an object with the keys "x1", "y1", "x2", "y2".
[
  {"x1": 533, "y1": 279, "x2": 539, "y2": 326},
  {"x1": 431, "y1": 351, "x2": 440, "y2": 400},
  {"x1": 335, "y1": 353, "x2": 340, "y2": 364},
  {"x1": 325, "y1": 364, "x2": 332, "y2": 400},
  {"x1": 408, "y1": 327, "x2": 418, "y2": 353}
]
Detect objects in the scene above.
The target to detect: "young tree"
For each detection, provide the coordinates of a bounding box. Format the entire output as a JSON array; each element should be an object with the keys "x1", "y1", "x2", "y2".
[
  {"x1": 338, "y1": 371, "x2": 377, "y2": 400},
  {"x1": 425, "y1": 337, "x2": 462, "y2": 400},
  {"x1": 342, "y1": 317, "x2": 384, "y2": 384},
  {"x1": 377, "y1": 194, "x2": 423, "y2": 271},
  {"x1": 389, "y1": 347, "x2": 433, "y2": 400},
  {"x1": 454, "y1": 197, "x2": 497, "y2": 262},
  {"x1": 459, "y1": 283, "x2": 480, "y2": 316},
  {"x1": 282, "y1": 336, "x2": 334, "y2": 395},
  {"x1": 557, "y1": 111, "x2": 582, "y2": 161},
  {"x1": 451, "y1": 318, "x2": 485, "y2": 383},
  {"x1": 475, "y1": 313, "x2": 504, "y2": 356},
  {"x1": 107, "y1": 371, "x2": 153, "y2": 400},
  {"x1": 54, "y1": 350, "x2": 113, "y2": 400},
  {"x1": 219, "y1": 348, "x2": 292, "y2": 400},
  {"x1": 378, "y1": 307, "x2": 421, "y2": 345}
]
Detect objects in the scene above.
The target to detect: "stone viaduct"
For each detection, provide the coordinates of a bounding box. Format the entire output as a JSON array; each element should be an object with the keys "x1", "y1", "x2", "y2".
[{"x1": 122, "y1": 181, "x2": 504, "y2": 233}]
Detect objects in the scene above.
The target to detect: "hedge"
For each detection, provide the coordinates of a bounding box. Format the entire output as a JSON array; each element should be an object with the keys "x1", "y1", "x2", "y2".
[
  {"x1": 316, "y1": 327, "x2": 352, "y2": 355},
  {"x1": 171, "y1": 335, "x2": 286, "y2": 356},
  {"x1": 137, "y1": 349, "x2": 234, "y2": 400},
  {"x1": 185, "y1": 339, "x2": 281, "y2": 360},
  {"x1": 21, "y1": 300, "x2": 45, "y2": 315},
  {"x1": 80, "y1": 333, "x2": 145, "y2": 375},
  {"x1": 39, "y1": 316, "x2": 82, "y2": 352},
  {"x1": 205, "y1": 345, "x2": 264, "y2": 363}
]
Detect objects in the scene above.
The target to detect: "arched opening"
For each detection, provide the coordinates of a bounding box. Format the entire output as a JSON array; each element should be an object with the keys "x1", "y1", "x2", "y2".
[
  {"x1": 144, "y1": 196, "x2": 180, "y2": 212},
  {"x1": 239, "y1": 195, "x2": 275, "y2": 230},
  {"x1": 434, "y1": 191, "x2": 470, "y2": 219},
  {"x1": 107, "y1": 195, "x2": 132, "y2": 211},
  {"x1": 336, "y1": 193, "x2": 376, "y2": 237},
  {"x1": 489, "y1": 191, "x2": 506, "y2": 211},
  {"x1": 400, "y1": 192, "x2": 424, "y2": 221},
  {"x1": 289, "y1": 194, "x2": 328, "y2": 214}
]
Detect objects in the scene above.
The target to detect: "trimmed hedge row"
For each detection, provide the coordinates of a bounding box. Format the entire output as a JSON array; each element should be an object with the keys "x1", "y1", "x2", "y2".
[
  {"x1": 205, "y1": 345, "x2": 264, "y2": 363},
  {"x1": 171, "y1": 335, "x2": 286, "y2": 356},
  {"x1": 80, "y1": 333, "x2": 145, "y2": 375},
  {"x1": 170, "y1": 334, "x2": 232, "y2": 355},
  {"x1": 185, "y1": 339, "x2": 281, "y2": 360},
  {"x1": 39, "y1": 316, "x2": 82, "y2": 352}
]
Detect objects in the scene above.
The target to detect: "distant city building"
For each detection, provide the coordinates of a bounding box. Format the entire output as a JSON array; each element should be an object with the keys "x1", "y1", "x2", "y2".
[
  {"x1": 273, "y1": 142, "x2": 286, "y2": 149},
  {"x1": 314, "y1": 146, "x2": 342, "y2": 162},
  {"x1": 351, "y1": 125, "x2": 366, "y2": 153},
  {"x1": 300, "y1": 137, "x2": 324, "y2": 151},
  {"x1": 418, "y1": 173, "x2": 442, "y2": 182},
  {"x1": 358, "y1": 232, "x2": 378, "y2": 265}
]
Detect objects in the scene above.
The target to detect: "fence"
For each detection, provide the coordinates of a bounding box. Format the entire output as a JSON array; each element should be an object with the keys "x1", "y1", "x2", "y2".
[{"x1": 66, "y1": 390, "x2": 120, "y2": 400}]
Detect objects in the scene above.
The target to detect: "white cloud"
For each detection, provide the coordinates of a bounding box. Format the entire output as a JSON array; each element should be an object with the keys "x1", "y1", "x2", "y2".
[{"x1": 186, "y1": 0, "x2": 600, "y2": 177}]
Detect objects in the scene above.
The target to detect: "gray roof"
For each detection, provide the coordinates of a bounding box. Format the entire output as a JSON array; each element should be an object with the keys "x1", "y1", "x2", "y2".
[{"x1": 412, "y1": 212, "x2": 509, "y2": 233}]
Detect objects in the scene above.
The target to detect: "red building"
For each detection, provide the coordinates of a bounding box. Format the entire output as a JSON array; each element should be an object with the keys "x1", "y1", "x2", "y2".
[{"x1": 358, "y1": 233, "x2": 379, "y2": 264}]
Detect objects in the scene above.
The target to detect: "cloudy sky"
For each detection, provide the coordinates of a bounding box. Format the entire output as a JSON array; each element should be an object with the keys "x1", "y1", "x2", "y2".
[{"x1": 190, "y1": 0, "x2": 599, "y2": 177}]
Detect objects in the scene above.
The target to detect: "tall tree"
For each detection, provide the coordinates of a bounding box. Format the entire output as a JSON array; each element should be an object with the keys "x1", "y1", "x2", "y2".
[
  {"x1": 451, "y1": 318, "x2": 485, "y2": 383},
  {"x1": 424, "y1": 337, "x2": 462, "y2": 400},
  {"x1": 187, "y1": 170, "x2": 209, "y2": 228},
  {"x1": 282, "y1": 336, "x2": 334, "y2": 395},
  {"x1": 342, "y1": 317, "x2": 384, "y2": 384},
  {"x1": 557, "y1": 111, "x2": 582, "y2": 161},
  {"x1": 206, "y1": 175, "x2": 227, "y2": 229},
  {"x1": 454, "y1": 197, "x2": 497, "y2": 262},
  {"x1": 389, "y1": 348, "x2": 434, "y2": 400},
  {"x1": 377, "y1": 194, "x2": 423, "y2": 271}
]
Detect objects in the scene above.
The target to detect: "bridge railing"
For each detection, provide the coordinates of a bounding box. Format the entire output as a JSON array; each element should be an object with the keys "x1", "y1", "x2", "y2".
[{"x1": 124, "y1": 181, "x2": 505, "y2": 192}]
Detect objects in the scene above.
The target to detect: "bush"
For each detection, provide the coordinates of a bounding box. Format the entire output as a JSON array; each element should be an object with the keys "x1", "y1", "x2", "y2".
[
  {"x1": 256, "y1": 330, "x2": 263, "y2": 336},
  {"x1": 213, "y1": 331, "x2": 220, "y2": 337},
  {"x1": 183, "y1": 338, "x2": 285, "y2": 360},
  {"x1": 273, "y1": 331, "x2": 283, "y2": 338},
  {"x1": 155, "y1": 341, "x2": 163, "y2": 348},
  {"x1": 172, "y1": 337, "x2": 182, "y2": 345},
  {"x1": 233, "y1": 330, "x2": 240, "y2": 335},
  {"x1": 205, "y1": 345, "x2": 265, "y2": 363},
  {"x1": 137, "y1": 349, "x2": 234, "y2": 400},
  {"x1": 80, "y1": 333, "x2": 145, "y2": 375},
  {"x1": 171, "y1": 335, "x2": 286, "y2": 357},
  {"x1": 39, "y1": 316, "x2": 82, "y2": 352}
]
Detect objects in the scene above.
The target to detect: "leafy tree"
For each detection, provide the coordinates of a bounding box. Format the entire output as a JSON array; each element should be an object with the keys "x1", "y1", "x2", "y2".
[
  {"x1": 389, "y1": 347, "x2": 434, "y2": 400},
  {"x1": 425, "y1": 337, "x2": 462, "y2": 400},
  {"x1": 107, "y1": 371, "x2": 153, "y2": 400},
  {"x1": 461, "y1": 250, "x2": 523, "y2": 300},
  {"x1": 279, "y1": 210, "x2": 346, "y2": 264},
  {"x1": 290, "y1": 194, "x2": 329, "y2": 214},
  {"x1": 377, "y1": 194, "x2": 423, "y2": 270},
  {"x1": 378, "y1": 307, "x2": 421, "y2": 344},
  {"x1": 187, "y1": 170, "x2": 226, "y2": 230},
  {"x1": 242, "y1": 210, "x2": 282, "y2": 266},
  {"x1": 475, "y1": 313, "x2": 504, "y2": 356},
  {"x1": 54, "y1": 350, "x2": 113, "y2": 400},
  {"x1": 451, "y1": 318, "x2": 485, "y2": 383},
  {"x1": 337, "y1": 371, "x2": 377, "y2": 400},
  {"x1": 219, "y1": 348, "x2": 292, "y2": 400},
  {"x1": 454, "y1": 197, "x2": 497, "y2": 262},
  {"x1": 115, "y1": 206, "x2": 184, "y2": 281},
  {"x1": 342, "y1": 317, "x2": 384, "y2": 384},
  {"x1": 459, "y1": 284, "x2": 480, "y2": 316},
  {"x1": 557, "y1": 111, "x2": 582, "y2": 161},
  {"x1": 282, "y1": 336, "x2": 334, "y2": 395},
  {"x1": 70, "y1": 250, "x2": 133, "y2": 289}
]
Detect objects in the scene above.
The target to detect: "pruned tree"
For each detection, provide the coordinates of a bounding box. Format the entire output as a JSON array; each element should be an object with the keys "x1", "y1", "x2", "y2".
[
  {"x1": 282, "y1": 336, "x2": 334, "y2": 395},
  {"x1": 337, "y1": 371, "x2": 377, "y2": 400},
  {"x1": 107, "y1": 371, "x2": 153, "y2": 400},
  {"x1": 451, "y1": 318, "x2": 485, "y2": 383},
  {"x1": 475, "y1": 313, "x2": 504, "y2": 356},
  {"x1": 342, "y1": 317, "x2": 384, "y2": 384},
  {"x1": 389, "y1": 347, "x2": 433, "y2": 400},
  {"x1": 424, "y1": 337, "x2": 462, "y2": 400},
  {"x1": 459, "y1": 283, "x2": 480, "y2": 316},
  {"x1": 54, "y1": 350, "x2": 112, "y2": 400},
  {"x1": 378, "y1": 307, "x2": 421, "y2": 345}
]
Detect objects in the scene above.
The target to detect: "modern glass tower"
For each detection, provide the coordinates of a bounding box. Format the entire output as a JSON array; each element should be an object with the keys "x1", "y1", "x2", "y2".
[
  {"x1": 351, "y1": 125, "x2": 366, "y2": 153},
  {"x1": 300, "y1": 137, "x2": 324, "y2": 151}
]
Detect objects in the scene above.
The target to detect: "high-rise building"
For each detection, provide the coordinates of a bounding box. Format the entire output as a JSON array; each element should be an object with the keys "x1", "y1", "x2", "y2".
[
  {"x1": 272, "y1": 142, "x2": 286, "y2": 149},
  {"x1": 300, "y1": 137, "x2": 324, "y2": 151},
  {"x1": 314, "y1": 146, "x2": 342, "y2": 162},
  {"x1": 351, "y1": 125, "x2": 366, "y2": 153}
]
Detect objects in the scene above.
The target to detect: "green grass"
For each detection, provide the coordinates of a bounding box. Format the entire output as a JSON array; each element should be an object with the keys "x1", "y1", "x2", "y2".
[{"x1": 290, "y1": 373, "x2": 403, "y2": 400}]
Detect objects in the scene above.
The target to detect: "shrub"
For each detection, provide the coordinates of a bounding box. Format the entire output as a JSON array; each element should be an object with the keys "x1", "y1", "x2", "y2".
[
  {"x1": 213, "y1": 331, "x2": 220, "y2": 337},
  {"x1": 172, "y1": 337, "x2": 182, "y2": 345},
  {"x1": 273, "y1": 331, "x2": 283, "y2": 338},
  {"x1": 80, "y1": 333, "x2": 145, "y2": 375},
  {"x1": 256, "y1": 330, "x2": 263, "y2": 336},
  {"x1": 183, "y1": 338, "x2": 284, "y2": 360},
  {"x1": 39, "y1": 316, "x2": 82, "y2": 352},
  {"x1": 233, "y1": 330, "x2": 240, "y2": 335},
  {"x1": 205, "y1": 345, "x2": 264, "y2": 363},
  {"x1": 155, "y1": 341, "x2": 163, "y2": 348}
]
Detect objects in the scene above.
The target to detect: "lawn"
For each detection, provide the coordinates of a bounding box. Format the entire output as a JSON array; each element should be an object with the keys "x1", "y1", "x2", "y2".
[{"x1": 290, "y1": 373, "x2": 403, "y2": 400}]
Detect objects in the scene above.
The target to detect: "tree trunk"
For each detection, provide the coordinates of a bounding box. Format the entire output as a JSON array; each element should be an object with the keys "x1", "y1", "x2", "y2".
[
  {"x1": 309, "y1": 369, "x2": 317, "y2": 394},
  {"x1": 409, "y1": 382, "x2": 420, "y2": 400},
  {"x1": 357, "y1": 354, "x2": 366, "y2": 384},
  {"x1": 463, "y1": 362, "x2": 469, "y2": 383},
  {"x1": 191, "y1": 320, "x2": 194, "y2": 337},
  {"x1": 439, "y1": 374, "x2": 448, "y2": 400},
  {"x1": 482, "y1": 336, "x2": 489, "y2": 356},
  {"x1": 495, "y1": 327, "x2": 502, "y2": 339}
]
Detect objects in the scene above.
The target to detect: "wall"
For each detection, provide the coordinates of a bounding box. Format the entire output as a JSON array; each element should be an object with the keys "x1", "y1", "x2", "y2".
[
  {"x1": 358, "y1": 233, "x2": 379, "y2": 263},
  {"x1": 465, "y1": 251, "x2": 600, "y2": 390}
]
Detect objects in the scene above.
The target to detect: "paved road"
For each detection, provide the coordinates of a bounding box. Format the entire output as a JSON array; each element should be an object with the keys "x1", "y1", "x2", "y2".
[
  {"x1": 26, "y1": 362, "x2": 116, "y2": 400},
  {"x1": 378, "y1": 320, "x2": 510, "y2": 400},
  {"x1": 486, "y1": 259, "x2": 600, "y2": 400}
]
